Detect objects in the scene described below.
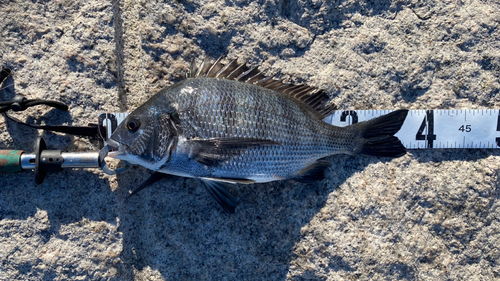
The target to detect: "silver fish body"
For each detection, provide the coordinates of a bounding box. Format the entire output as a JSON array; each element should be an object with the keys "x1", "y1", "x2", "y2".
[{"x1": 108, "y1": 58, "x2": 408, "y2": 212}]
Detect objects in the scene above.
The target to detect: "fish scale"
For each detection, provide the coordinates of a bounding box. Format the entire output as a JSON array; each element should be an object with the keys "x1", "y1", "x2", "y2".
[{"x1": 160, "y1": 78, "x2": 355, "y2": 181}]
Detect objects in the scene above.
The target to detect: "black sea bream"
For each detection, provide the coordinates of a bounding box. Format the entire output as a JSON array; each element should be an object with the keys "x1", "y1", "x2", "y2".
[{"x1": 107, "y1": 57, "x2": 408, "y2": 212}]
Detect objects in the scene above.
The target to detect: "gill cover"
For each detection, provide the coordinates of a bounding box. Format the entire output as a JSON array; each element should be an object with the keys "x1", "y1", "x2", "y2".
[{"x1": 110, "y1": 110, "x2": 179, "y2": 163}]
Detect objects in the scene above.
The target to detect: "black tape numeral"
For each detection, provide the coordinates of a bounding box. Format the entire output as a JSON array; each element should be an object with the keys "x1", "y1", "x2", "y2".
[
  {"x1": 416, "y1": 110, "x2": 436, "y2": 148},
  {"x1": 340, "y1": 110, "x2": 358, "y2": 124},
  {"x1": 458, "y1": 125, "x2": 471, "y2": 132},
  {"x1": 97, "y1": 113, "x2": 118, "y2": 140}
]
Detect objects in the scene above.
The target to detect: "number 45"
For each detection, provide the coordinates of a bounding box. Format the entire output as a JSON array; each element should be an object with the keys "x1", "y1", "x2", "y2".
[{"x1": 459, "y1": 125, "x2": 471, "y2": 132}]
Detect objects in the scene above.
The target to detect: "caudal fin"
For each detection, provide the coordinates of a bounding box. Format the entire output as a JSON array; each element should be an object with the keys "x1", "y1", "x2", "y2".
[{"x1": 354, "y1": 109, "x2": 408, "y2": 157}]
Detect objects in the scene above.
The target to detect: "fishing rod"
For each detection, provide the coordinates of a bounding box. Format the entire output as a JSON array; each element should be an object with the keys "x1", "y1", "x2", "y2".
[
  {"x1": 1, "y1": 137, "x2": 98, "y2": 183},
  {"x1": 0, "y1": 137, "x2": 127, "y2": 184}
]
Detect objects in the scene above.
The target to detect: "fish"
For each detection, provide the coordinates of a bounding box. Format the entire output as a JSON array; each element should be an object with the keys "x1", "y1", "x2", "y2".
[{"x1": 107, "y1": 55, "x2": 408, "y2": 213}]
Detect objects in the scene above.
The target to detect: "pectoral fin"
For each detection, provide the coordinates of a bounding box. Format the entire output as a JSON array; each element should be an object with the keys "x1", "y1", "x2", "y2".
[
  {"x1": 202, "y1": 179, "x2": 240, "y2": 213},
  {"x1": 189, "y1": 137, "x2": 280, "y2": 166}
]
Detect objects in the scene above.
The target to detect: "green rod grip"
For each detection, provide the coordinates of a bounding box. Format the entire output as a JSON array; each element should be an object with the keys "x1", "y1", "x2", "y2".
[{"x1": 0, "y1": 150, "x2": 24, "y2": 173}]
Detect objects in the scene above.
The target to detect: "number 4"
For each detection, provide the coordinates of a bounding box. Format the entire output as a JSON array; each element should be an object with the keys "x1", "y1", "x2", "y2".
[{"x1": 416, "y1": 110, "x2": 436, "y2": 148}]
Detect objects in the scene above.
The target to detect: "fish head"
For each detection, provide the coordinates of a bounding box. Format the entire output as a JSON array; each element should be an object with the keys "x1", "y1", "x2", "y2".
[{"x1": 107, "y1": 101, "x2": 179, "y2": 170}]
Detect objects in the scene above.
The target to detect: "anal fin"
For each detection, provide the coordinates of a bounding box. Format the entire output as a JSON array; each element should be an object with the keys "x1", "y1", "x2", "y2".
[{"x1": 294, "y1": 160, "x2": 330, "y2": 183}]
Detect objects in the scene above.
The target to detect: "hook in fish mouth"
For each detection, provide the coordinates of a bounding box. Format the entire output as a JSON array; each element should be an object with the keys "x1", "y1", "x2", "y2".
[{"x1": 99, "y1": 143, "x2": 130, "y2": 175}]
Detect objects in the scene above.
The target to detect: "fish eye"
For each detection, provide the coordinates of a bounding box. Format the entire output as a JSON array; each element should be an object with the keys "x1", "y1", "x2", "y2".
[{"x1": 127, "y1": 118, "x2": 141, "y2": 132}]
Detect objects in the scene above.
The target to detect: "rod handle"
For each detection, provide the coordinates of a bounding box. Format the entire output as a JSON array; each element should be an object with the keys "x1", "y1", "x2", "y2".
[{"x1": 0, "y1": 150, "x2": 24, "y2": 173}]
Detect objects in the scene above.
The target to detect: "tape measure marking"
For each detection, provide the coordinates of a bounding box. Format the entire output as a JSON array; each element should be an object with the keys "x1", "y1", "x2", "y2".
[{"x1": 98, "y1": 110, "x2": 500, "y2": 149}]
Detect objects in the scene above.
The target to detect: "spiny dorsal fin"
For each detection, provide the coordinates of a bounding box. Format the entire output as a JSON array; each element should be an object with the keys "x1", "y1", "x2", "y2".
[{"x1": 187, "y1": 55, "x2": 336, "y2": 119}]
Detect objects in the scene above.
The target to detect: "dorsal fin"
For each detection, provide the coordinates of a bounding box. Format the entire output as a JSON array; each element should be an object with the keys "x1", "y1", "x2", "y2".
[{"x1": 186, "y1": 55, "x2": 336, "y2": 119}]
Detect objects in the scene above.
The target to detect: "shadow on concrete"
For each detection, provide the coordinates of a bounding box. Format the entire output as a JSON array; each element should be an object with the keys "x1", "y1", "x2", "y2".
[
  {"x1": 115, "y1": 154, "x2": 376, "y2": 279},
  {"x1": 116, "y1": 147, "x2": 499, "y2": 280}
]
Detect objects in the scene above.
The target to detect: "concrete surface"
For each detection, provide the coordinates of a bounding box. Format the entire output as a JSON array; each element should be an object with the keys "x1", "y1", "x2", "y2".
[{"x1": 1, "y1": 0, "x2": 499, "y2": 280}]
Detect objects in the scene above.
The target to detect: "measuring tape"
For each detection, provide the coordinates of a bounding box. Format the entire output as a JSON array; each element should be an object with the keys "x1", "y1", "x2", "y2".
[
  {"x1": 327, "y1": 109, "x2": 500, "y2": 149},
  {"x1": 98, "y1": 109, "x2": 500, "y2": 149}
]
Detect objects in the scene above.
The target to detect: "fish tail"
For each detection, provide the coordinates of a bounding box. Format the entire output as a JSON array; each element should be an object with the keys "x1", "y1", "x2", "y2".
[{"x1": 352, "y1": 109, "x2": 408, "y2": 157}]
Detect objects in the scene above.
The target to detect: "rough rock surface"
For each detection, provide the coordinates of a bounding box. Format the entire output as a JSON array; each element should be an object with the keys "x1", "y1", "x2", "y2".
[{"x1": 1, "y1": 0, "x2": 499, "y2": 280}]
